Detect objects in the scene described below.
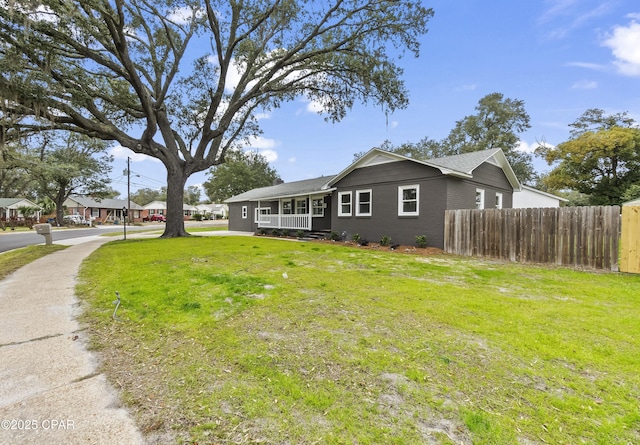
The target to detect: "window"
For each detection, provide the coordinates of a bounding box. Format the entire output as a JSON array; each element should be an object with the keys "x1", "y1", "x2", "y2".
[
  {"x1": 495, "y1": 192, "x2": 503, "y2": 209},
  {"x1": 338, "y1": 191, "x2": 352, "y2": 216},
  {"x1": 476, "y1": 189, "x2": 485, "y2": 209},
  {"x1": 398, "y1": 185, "x2": 419, "y2": 216},
  {"x1": 255, "y1": 207, "x2": 271, "y2": 223},
  {"x1": 241, "y1": 206, "x2": 248, "y2": 219},
  {"x1": 312, "y1": 197, "x2": 325, "y2": 217},
  {"x1": 282, "y1": 200, "x2": 293, "y2": 214},
  {"x1": 91, "y1": 208, "x2": 100, "y2": 218},
  {"x1": 356, "y1": 190, "x2": 372, "y2": 216},
  {"x1": 295, "y1": 198, "x2": 307, "y2": 214}
]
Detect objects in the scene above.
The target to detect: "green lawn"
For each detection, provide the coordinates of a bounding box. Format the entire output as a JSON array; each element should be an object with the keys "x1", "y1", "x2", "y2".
[
  {"x1": 0, "y1": 245, "x2": 67, "y2": 280},
  {"x1": 77, "y1": 236, "x2": 640, "y2": 444}
]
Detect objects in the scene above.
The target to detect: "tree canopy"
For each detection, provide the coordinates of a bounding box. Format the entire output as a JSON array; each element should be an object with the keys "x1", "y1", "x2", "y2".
[
  {"x1": 537, "y1": 109, "x2": 640, "y2": 206},
  {"x1": 0, "y1": 0, "x2": 432, "y2": 237},
  {"x1": 356, "y1": 93, "x2": 535, "y2": 182},
  {"x1": 204, "y1": 149, "x2": 279, "y2": 202}
]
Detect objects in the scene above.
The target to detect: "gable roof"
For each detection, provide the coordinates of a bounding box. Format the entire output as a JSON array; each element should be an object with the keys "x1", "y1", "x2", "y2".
[
  {"x1": 225, "y1": 176, "x2": 336, "y2": 203},
  {"x1": 66, "y1": 195, "x2": 144, "y2": 210},
  {"x1": 0, "y1": 198, "x2": 41, "y2": 209},
  {"x1": 327, "y1": 148, "x2": 521, "y2": 190}
]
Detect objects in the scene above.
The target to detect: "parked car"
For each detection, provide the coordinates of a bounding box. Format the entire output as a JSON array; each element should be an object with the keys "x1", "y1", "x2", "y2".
[
  {"x1": 63, "y1": 214, "x2": 92, "y2": 226},
  {"x1": 148, "y1": 214, "x2": 166, "y2": 222}
]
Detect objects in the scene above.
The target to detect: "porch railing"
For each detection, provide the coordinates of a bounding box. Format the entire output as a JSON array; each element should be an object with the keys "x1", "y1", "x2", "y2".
[{"x1": 258, "y1": 214, "x2": 312, "y2": 230}]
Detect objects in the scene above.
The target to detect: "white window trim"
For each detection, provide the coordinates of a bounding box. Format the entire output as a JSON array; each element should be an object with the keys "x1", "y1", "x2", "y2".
[
  {"x1": 338, "y1": 191, "x2": 352, "y2": 217},
  {"x1": 356, "y1": 189, "x2": 372, "y2": 217},
  {"x1": 495, "y1": 192, "x2": 503, "y2": 209},
  {"x1": 241, "y1": 205, "x2": 248, "y2": 219},
  {"x1": 255, "y1": 207, "x2": 271, "y2": 223},
  {"x1": 398, "y1": 184, "x2": 420, "y2": 216},
  {"x1": 476, "y1": 189, "x2": 485, "y2": 210}
]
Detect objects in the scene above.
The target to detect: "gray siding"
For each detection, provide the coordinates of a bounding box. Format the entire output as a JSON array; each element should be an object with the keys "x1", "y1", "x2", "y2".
[
  {"x1": 331, "y1": 161, "x2": 449, "y2": 248},
  {"x1": 228, "y1": 202, "x2": 257, "y2": 232},
  {"x1": 330, "y1": 161, "x2": 514, "y2": 249}
]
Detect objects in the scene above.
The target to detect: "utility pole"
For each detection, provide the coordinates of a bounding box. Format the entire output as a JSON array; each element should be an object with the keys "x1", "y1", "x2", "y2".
[{"x1": 127, "y1": 156, "x2": 131, "y2": 224}]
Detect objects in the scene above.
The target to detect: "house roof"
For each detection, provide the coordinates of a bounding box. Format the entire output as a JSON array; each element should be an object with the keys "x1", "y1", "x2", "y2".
[
  {"x1": 66, "y1": 196, "x2": 144, "y2": 210},
  {"x1": 327, "y1": 148, "x2": 521, "y2": 190},
  {"x1": 622, "y1": 197, "x2": 640, "y2": 207},
  {"x1": 518, "y1": 185, "x2": 569, "y2": 202},
  {"x1": 225, "y1": 176, "x2": 336, "y2": 203},
  {"x1": 0, "y1": 198, "x2": 41, "y2": 209}
]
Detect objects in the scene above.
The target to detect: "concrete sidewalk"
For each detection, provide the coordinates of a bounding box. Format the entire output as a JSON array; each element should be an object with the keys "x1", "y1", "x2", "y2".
[{"x1": 0, "y1": 239, "x2": 145, "y2": 445}]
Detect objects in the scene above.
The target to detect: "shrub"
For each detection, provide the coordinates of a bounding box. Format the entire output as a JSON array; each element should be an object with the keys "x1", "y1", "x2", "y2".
[
  {"x1": 415, "y1": 235, "x2": 427, "y2": 248},
  {"x1": 330, "y1": 231, "x2": 341, "y2": 241},
  {"x1": 282, "y1": 229, "x2": 290, "y2": 237},
  {"x1": 257, "y1": 228, "x2": 268, "y2": 235},
  {"x1": 272, "y1": 229, "x2": 282, "y2": 237},
  {"x1": 351, "y1": 233, "x2": 361, "y2": 243},
  {"x1": 380, "y1": 235, "x2": 391, "y2": 247},
  {"x1": 296, "y1": 230, "x2": 305, "y2": 238}
]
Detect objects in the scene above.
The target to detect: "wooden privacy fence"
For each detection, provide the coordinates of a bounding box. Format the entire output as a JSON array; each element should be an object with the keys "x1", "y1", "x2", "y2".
[
  {"x1": 620, "y1": 206, "x2": 640, "y2": 273},
  {"x1": 444, "y1": 206, "x2": 621, "y2": 271}
]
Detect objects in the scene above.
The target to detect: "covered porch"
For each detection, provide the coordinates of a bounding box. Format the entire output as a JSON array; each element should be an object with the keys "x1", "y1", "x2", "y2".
[{"x1": 254, "y1": 192, "x2": 332, "y2": 232}]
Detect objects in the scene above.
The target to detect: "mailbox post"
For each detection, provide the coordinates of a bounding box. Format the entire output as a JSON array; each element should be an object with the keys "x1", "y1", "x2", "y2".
[{"x1": 34, "y1": 223, "x2": 53, "y2": 246}]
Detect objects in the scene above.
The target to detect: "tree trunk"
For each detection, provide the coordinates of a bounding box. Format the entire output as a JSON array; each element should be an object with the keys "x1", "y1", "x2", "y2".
[{"x1": 161, "y1": 163, "x2": 190, "y2": 238}]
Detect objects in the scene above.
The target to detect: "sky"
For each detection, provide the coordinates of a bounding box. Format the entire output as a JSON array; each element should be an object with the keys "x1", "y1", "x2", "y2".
[{"x1": 109, "y1": 0, "x2": 640, "y2": 201}]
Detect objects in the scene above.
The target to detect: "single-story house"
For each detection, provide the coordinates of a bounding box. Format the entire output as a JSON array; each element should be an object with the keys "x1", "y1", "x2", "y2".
[
  {"x1": 512, "y1": 185, "x2": 568, "y2": 208},
  {"x1": 226, "y1": 148, "x2": 521, "y2": 248},
  {"x1": 195, "y1": 203, "x2": 229, "y2": 219},
  {"x1": 64, "y1": 196, "x2": 144, "y2": 223},
  {"x1": 0, "y1": 198, "x2": 42, "y2": 220},
  {"x1": 143, "y1": 201, "x2": 198, "y2": 221}
]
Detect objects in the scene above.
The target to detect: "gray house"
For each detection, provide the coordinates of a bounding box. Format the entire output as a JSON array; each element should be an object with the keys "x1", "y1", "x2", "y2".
[{"x1": 226, "y1": 148, "x2": 521, "y2": 248}]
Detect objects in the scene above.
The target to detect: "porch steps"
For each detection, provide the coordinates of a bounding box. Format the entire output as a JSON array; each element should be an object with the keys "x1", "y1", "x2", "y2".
[{"x1": 304, "y1": 230, "x2": 331, "y2": 240}]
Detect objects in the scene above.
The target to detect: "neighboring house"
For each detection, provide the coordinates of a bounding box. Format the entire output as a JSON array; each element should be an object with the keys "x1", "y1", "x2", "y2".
[
  {"x1": 622, "y1": 198, "x2": 640, "y2": 207},
  {"x1": 195, "y1": 203, "x2": 229, "y2": 219},
  {"x1": 143, "y1": 201, "x2": 199, "y2": 221},
  {"x1": 512, "y1": 185, "x2": 568, "y2": 208},
  {"x1": 64, "y1": 196, "x2": 144, "y2": 223},
  {"x1": 226, "y1": 148, "x2": 521, "y2": 248},
  {"x1": 0, "y1": 198, "x2": 42, "y2": 220}
]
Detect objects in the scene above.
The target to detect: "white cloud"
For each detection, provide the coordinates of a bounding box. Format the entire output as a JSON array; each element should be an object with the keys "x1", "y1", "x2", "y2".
[
  {"x1": 565, "y1": 61, "x2": 607, "y2": 71},
  {"x1": 244, "y1": 135, "x2": 277, "y2": 150},
  {"x1": 167, "y1": 6, "x2": 204, "y2": 25},
  {"x1": 571, "y1": 79, "x2": 598, "y2": 89},
  {"x1": 288, "y1": 157, "x2": 297, "y2": 164},
  {"x1": 390, "y1": 121, "x2": 399, "y2": 129},
  {"x1": 110, "y1": 145, "x2": 161, "y2": 163},
  {"x1": 517, "y1": 140, "x2": 555, "y2": 154},
  {"x1": 259, "y1": 149, "x2": 278, "y2": 163},
  {"x1": 603, "y1": 19, "x2": 640, "y2": 76}
]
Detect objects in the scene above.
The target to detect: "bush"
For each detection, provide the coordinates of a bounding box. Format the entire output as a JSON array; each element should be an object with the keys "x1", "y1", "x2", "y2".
[
  {"x1": 257, "y1": 228, "x2": 268, "y2": 235},
  {"x1": 330, "y1": 231, "x2": 341, "y2": 241},
  {"x1": 282, "y1": 229, "x2": 290, "y2": 237},
  {"x1": 272, "y1": 229, "x2": 282, "y2": 237},
  {"x1": 415, "y1": 235, "x2": 427, "y2": 248},
  {"x1": 351, "y1": 233, "x2": 361, "y2": 243},
  {"x1": 296, "y1": 230, "x2": 305, "y2": 238},
  {"x1": 380, "y1": 235, "x2": 391, "y2": 247}
]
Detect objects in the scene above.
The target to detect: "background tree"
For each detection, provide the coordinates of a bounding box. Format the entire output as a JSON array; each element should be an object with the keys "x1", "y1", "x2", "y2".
[
  {"x1": 439, "y1": 93, "x2": 534, "y2": 182},
  {"x1": 22, "y1": 133, "x2": 114, "y2": 224},
  {"x1": 537, "y1": 125, "x2": 640, "y2": 205},
  {"x1": 354, "y1": 93, "x2": 535, "y2": 182},
  {"x1": 0, "y1": 0, "x2": 432, "y2": 238},
  {"x1": 130, "y1": 187, "x2": 167, "y2": 206},
  {"x1": 204, "y1": 150, "x2": 278, "y2": 202},
  {"x1": 184, "y1": 185, "x2": 201, "y2": 206}
]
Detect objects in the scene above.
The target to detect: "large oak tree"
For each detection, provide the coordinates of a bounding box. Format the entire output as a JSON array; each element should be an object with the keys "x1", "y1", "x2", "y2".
[{"x1": 0, "y1": 0, "x2": 432, "y2": 237}]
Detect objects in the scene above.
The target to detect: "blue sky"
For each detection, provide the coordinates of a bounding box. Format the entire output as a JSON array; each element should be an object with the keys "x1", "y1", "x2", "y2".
[{"x1": 109, "y1": 0, "x2": 640, "y2": 200}]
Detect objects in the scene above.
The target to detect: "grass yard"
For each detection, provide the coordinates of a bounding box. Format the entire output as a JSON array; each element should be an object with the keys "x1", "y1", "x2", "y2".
[
  {"x1": 0, "y1": 245, "x2": 67, "y2": 280},
  {"x1": 77, "y1": 236, "x2": 640, "y2": 444}
]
